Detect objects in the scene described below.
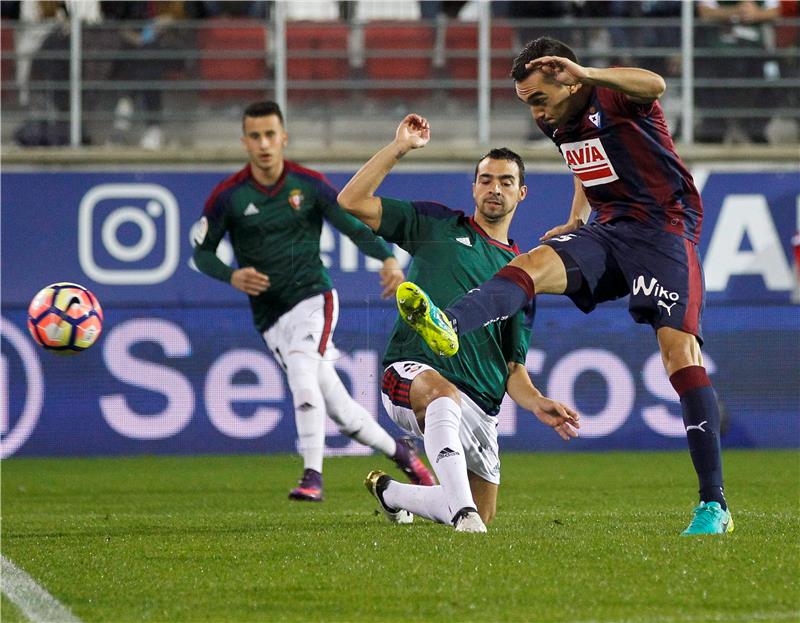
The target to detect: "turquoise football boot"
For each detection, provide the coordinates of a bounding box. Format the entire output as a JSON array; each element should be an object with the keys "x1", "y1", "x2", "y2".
[
  {"x1": 681, "y1": 501, "x2": 734, "y2": 535},
  {"x1": 396, "y1": 282, "x2": 459, "y2": 357}
]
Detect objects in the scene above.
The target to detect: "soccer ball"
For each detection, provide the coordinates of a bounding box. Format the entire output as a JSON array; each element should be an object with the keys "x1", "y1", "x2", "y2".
[{"x1": 27, "y1": 282, "x2": 104, "y2": 354}]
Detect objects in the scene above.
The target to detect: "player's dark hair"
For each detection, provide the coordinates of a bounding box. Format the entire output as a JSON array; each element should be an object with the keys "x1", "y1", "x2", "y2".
[
  {"x1": 242, "y1": 101, "x2": 284, "y2": 131},
  {"x1": 511, "y1": 37, "x2": 579, "y2": 82},
  {"x1": 475, "y1": 147, "x2": 525, "y2": 187}
]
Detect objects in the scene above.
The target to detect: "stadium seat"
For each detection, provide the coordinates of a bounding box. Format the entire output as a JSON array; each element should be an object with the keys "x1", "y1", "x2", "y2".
[
  {"x1": 363, "y1": 21, "x2": 434, "y2": 99},
  {"x1": 197, "y1": 18, "x2": 269, "y2": 103},
  {"x1": 286, "y1": 21, "x2": 350, "y2": 101},
  {"x1": 1, "y1": 21, "x2": 14, "y2": 104},
  {"x1": 445, "y1": 22, "x2": 517, "y2": 99}
]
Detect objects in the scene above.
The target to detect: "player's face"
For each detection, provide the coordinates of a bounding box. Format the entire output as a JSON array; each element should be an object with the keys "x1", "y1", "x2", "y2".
[
  {"x1": 515, "y1": 70, "x2": 575, "y2": 127},
  {"x1": 241, "y1": 114, "x2": 288, "y2": 174},
  {"x1": 472, "y1": 158, "x2": 527, "y2": 223}
]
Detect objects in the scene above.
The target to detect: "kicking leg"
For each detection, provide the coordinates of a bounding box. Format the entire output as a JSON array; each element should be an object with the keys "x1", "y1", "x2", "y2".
[{"x1": 397, "y1": 246, "x2": 568, "y2": 356}]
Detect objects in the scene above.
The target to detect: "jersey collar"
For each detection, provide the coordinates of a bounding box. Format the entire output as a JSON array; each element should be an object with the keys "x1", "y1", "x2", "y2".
[
  {"x1": 246, "y1": 162, "x2": 289, "y2": 197},
  {"x1": 467, "y1": 216, "x2": 520, "y2": 254}
]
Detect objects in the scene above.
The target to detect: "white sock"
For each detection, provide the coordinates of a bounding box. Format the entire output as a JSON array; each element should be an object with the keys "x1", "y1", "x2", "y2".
[
  {"x1": 318, "y1": 360, "x2": 396, "y2": 456},
  {"x1": 285, "y1": 353, "x2": 326, "y2": 473},
  {"x1": 423, "y1": 396, "x2": 475, "y2": 521},
  {"x1": 383, "y1": 482, "x2": 450, "y2": 524}
]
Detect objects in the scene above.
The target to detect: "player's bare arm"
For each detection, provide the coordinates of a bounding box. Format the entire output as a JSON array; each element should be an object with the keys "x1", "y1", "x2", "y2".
[
  {"x1": 337, "y1": 114, "x2": 430, "y2": 231},
  {"x1": 541, "y1": 176, "x2": 592, "y2": 241},
  {"x1": 230, "y1": 266, "x2": 270, "y2": 296},
  {"x1": 506, "y1": 362, "x2": 580, "y2": 441},
  {"x1": 379, "y1": 257, "x2": 404, "y2": 299},
  {"x1": 528, "y1": 55, "x2": 666, "y2": 104}
]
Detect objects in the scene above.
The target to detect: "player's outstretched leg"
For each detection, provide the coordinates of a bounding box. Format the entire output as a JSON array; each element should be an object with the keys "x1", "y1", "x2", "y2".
[
  {"x1": 396, "y1": 282, "x2": 459, "y2": 356},
  {"x1": 318, "y1": 362, "x2": 435, "y2": 485},
  {"x1": 682, "y1": 501, "x2": 734, "y2": 536},
  {"x1": 364, "y1": 470, "x2": 414, "y2": 524},
  {"x1": 444, "y1": 264, "x2": 535, "y2": 336}
]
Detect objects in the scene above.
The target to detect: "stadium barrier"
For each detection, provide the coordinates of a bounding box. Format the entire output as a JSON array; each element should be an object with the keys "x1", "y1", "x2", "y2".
[
  {"x1": 2, "y1": 10, "x2": 798, "y2": 148},
  {"x1": 1, "y1": 167, "x2": 798, "y2": 457}
]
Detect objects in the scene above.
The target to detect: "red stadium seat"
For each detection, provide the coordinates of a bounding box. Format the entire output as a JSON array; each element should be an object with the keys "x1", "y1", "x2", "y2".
[
  {"x1": 364, "y1": 21, "x2": 434, "y2": 99},
  {"x1": 1, "y1": 21, "x2": 14, "y2": 104},
  {"x1": 286, "y1": 21, "x2": 350, "y2": 101},
  {"x1": 197, "y1": 18, "x2": 268, "y2": 103},
  {"x1": 445, "y1": 22, "x2": 516, "y2": 99}
]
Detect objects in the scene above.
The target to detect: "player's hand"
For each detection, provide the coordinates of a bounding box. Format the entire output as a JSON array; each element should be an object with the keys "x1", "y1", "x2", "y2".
[
  {"x1": 527, "y1": 56, "x2": 589, "y2": 87},
  {"x1": 394, "y1": 114, "x2": 430, "y2": 152},
  {"x1": 378, "y1": 257, "x2": 405, "y2": 299},
  {"x1": 540, "y1": 218, "x2": 584, "y2": 241},
  {"x1": 230, "y1": 267, "x2": 270, "y2": 296},
  {"x1": 530, "y1": 396, "x2": 580, "y2": 441}
]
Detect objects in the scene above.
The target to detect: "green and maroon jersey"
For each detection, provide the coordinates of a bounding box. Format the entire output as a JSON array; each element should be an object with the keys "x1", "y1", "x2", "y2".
[
  {"x1": 378, "y1": 198, "x2": 533, "y2": 415},
  {"x1": 194, "y1": 161, "x2": 393, "y2": 332}
]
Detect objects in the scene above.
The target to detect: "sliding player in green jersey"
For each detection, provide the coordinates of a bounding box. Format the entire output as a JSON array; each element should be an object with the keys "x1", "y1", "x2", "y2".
[
  {"x1": 193, "y1": 102, "x2": 434, "y2": 502},
  {"x1": 338, "y1": 114, "x2": 579, "y2": 532}
]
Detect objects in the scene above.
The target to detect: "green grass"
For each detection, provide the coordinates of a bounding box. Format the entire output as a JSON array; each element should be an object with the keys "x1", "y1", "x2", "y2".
[{"x1": 2, "y1": 450, "x2": 799, "y2": 623}]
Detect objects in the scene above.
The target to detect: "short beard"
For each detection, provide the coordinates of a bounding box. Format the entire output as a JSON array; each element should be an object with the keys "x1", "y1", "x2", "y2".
[{"x1": 480, "y1": 201, "x2": 510, "y2": 223}]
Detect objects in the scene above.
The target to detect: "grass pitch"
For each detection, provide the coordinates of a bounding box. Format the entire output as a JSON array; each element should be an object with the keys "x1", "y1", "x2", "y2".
[{"x1": 2, "y1": 450, "x2": 798, "y2": 623}]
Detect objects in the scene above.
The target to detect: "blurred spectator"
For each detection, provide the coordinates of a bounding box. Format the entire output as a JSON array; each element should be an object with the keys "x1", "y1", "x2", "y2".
[
  {"x1": 13, "y1": 0, "x2": 100, "y2": 146},
  {"x1": 571, "y1": 1, "x2": 615, "y2": 67},
  {"x1": 640, "y1": 1, "x2": 683, "y2": 73},
  {"x1": 355, "y1": 0, "x2": 420, "y2": 20},
  {"x1": 508, "y1": 2, "x2": 572, "y2": 142},
  {"x1": 1, "y1": 0, "x2": 20, "y2": 18},
  {"x1": 102, "y1": 1, "x2": 190, "y2": 149},
  {"x1": 696, "y1": 0, "x2": 781, "y2": 143},
  {"x1": 509, "y1": 1, "x2": 571, "y2": 47},
  {"x1": 15, "y1": 0, "x2": 62, "y2": 108},
  {"x1": 419, "y1": 1, "x2": 470, "y2": 20},
  {"x1": 285, "y1": 1, "x2": 338, "y2": 20},
  {"x1": 640, "y1": 1, "x2": 684, "y2": 134},
  {"x1": 198, "y1": 1, "x2": 267, "y2": 18}
]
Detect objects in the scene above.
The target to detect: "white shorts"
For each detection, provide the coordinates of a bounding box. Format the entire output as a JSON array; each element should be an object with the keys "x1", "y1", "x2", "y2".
[
  {"x1": 262, "y1": 290, "x2": 339, "y2": 368},
  {"x1": 381, "y1": 361, "x2": 501, "y2": 485}
]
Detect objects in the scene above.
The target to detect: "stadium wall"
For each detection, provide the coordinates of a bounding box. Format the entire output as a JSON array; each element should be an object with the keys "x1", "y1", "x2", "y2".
[{"x1": 2, "y1": 167, "x2": 798, "y2": 458}]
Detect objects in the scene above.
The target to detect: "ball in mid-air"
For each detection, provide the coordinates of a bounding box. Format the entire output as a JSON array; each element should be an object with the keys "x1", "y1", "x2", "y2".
[{"x1": 27, "y1": 282, "x2": 104, "y2": 354}]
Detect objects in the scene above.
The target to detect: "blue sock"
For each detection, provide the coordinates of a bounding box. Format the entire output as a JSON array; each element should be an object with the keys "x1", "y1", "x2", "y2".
[
  {"x1": 446, "y1": 265, "x2": 535, "y2": 335},
  {"x1": 670, "y1": 365, "x2": 726, "y2": 510}
]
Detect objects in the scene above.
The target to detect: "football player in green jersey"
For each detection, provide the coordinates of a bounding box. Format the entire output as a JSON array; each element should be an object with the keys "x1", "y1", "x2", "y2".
[
  {"x1": 338, "y1": 114, "x2": 580, "y2": 532},
  {"x1": 193, "y1": 102, "x2": 434, "y2": 502}
]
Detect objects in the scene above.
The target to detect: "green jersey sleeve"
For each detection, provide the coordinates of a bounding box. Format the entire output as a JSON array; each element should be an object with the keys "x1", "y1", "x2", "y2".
[
  {"x1": 193, "y1": 189, "x2": 234, "y2": 284},
  {"x1": 377, "y1": 197, "x2": 457, "y2": 255},
  {"x1": 502, "y1": 303, "x2": 534, "y2": 365},
  {"x1": 316, "y1": 178, "x2": 393, "y2": 261}
]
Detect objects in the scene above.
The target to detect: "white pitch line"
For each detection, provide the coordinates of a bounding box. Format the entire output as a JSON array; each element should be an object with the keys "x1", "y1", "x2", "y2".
[{"x1": 1, "y1": 555, "x2": 82, "y2": 623}]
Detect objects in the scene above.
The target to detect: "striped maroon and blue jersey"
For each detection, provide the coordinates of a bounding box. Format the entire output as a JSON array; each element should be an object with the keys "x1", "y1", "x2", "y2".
[{"x1": 537, "y1": 86, "x2": 703, "y2": 243}]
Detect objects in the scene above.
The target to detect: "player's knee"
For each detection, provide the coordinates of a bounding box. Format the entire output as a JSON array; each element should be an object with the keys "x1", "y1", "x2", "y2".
[
  {"x1": 658, "y1": 329, "x2": 702, "y2": 374},
  {"x1": 521, "y1": 245, "x2": 567, "y2": 294},
  {"x1": 292, "y1": 387, "x2": 321, "y2": 411},
  {"x1": 412, "y1": 373, "x2": 461, "y2": 410},
  {"x1": 327, "y1": 405, "x2": 360, "y2": 435}
]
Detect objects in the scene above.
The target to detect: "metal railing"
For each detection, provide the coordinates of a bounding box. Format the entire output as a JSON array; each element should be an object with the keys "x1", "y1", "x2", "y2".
[{"x1": 1, "y1": 2, "x2": 798, "y2": 149}]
